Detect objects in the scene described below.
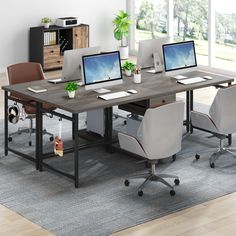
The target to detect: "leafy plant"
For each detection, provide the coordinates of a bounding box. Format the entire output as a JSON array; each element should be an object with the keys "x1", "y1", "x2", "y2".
[
  {"x1": 64, "y1": 82, "x2": 79, "y2": 92},
  {"x1": 41, "y1": 17, "x2": 52, "y2": 24},
  {"x1": 122, "y1": 61, "x2": 136, "y2": 71},
  {"x1": 113, "y1": 11, "x2": 132, "y2": 46}
]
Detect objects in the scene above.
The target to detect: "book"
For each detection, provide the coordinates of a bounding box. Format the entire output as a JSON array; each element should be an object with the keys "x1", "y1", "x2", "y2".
[
  {"x1": 48, "y1": 78, "x2": 62, "y2": 84},
  {"x1": 27, "y1": 86, "x2": 47, "y2": 93}
]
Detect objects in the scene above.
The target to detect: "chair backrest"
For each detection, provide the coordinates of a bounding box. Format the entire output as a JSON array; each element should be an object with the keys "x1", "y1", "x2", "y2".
[
  {"x1": 137, "y1": 101, "x2": 184, "y2": 160},
  {"x1": 7, "y1": 62, "x2": 45, "y2": 85},
  {"x1": 209, "y1": 85, "x2": 236, "y2": 134}
]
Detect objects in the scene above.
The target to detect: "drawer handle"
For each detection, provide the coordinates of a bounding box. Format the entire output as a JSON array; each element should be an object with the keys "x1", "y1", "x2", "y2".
[
  {"x1": 50, "y1": 50, "x2": 54, "y2": 53},
  {"x1": 75, "y1": 34, "x2": 78, "y2": 37},
  {"x1": 57, "y1": 61, "x2": 61, "y2": 63},
  {"x1": 162, "y1": 100, "x2": 166, "y2": 103}
]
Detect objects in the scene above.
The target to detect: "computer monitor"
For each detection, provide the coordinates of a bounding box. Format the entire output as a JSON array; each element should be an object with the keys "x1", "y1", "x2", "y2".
[
  {"x1": 82, "y1": 51, "x2": 123, "y2": 93},
  {"x1": 136, "y1": 37, "x2": 170, "y2": 73},
  {"x1": 162, "y1": 40, "x2": 197, "y2": 73},
  {"x1": 62, "y1": 46, "x2": 100, "y2": 81}
]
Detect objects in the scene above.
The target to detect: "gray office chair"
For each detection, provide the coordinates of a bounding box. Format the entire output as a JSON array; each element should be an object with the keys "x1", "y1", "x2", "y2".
[
  {"x1": 191, "y1": 85, "x2": 236, "y2": 168},
  {"x1": 118, "y1": 101, "x2": 185, "y2": 196}
]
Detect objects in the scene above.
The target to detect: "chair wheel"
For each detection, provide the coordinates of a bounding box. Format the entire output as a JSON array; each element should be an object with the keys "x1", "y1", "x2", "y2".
[
  {"x1": 49, "y1": 136, "x2": 54, "y2": 142},
  {"x1": 210, "y1": 162, "x2": 215, "y2": 168},
  {"x1": 174, "y1": 179, "x2": 180, "y2": 185},
  {"x1": 172, "y1": 154, "x2": 176, "y2": 161},
  {"x1": 138, "y1": 190, "x2": 143, "y2": 197},
  {"x1": 8, "y1": 137, "x2": 12, "y2": 142},
  {"x1": 29, "y1": 141, "x2": 32, "y2": 146},
  {"x1": 124, "y1": 179, "x2": 130, "y2": 186},
  {"x1": 170, "y1": 190, "x2": 176, "y2": 196},
  {"x1": 195, "y1": 154, "x2": 200, "y2": 160}
]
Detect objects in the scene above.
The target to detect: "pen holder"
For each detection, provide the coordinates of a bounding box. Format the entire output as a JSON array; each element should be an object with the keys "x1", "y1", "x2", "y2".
[{"x1": 133, "y1": 74, "x2": 141, "y2": 83}]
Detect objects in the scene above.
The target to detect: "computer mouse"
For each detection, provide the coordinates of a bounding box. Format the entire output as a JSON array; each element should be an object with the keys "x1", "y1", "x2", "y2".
[
  {"x1": 127, "y1": 89, "x2": 137, "y2": 94},
  {"x1": 203, "y1": 75, "x2": 213, "y2": 80}
]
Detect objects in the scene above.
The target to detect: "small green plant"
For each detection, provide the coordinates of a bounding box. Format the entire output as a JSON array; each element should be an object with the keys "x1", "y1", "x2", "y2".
[
  {"x1": 41, "y1": 17, "x2": 52, "y2": 24},
  {"x1": 122, "y1": 61, "x2": 136, "y2": 71},
  {"x1": 64, "y1": 82, "x2": 79, "y2": 92}
]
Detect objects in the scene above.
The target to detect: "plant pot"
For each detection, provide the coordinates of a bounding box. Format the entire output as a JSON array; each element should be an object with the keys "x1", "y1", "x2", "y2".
[
  {"x1": 133, "y1": 74, "x2": 141, "y2": 83},
  {"x1": 43, "y1": 23, "x2": 50, "y2": 28},
  {"x1": 125, "y1": 70, "x2": 132, "y2": 76},
  {"x1": 119, "y1": 46, "x2": 129, "y2": 60},
  {"x1": 68, "y1": 91, "x2": 76, "y2": 98}
]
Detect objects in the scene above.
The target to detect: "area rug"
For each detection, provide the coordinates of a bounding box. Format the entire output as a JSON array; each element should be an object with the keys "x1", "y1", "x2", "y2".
[{"x1": 1, "y1": 105, "x2": 236, "y2": 236}]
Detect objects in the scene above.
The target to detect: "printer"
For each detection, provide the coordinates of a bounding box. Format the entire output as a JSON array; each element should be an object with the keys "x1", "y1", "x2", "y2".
[{"x1": 56, "y1": 17, "x2": 79, "y2": 27}]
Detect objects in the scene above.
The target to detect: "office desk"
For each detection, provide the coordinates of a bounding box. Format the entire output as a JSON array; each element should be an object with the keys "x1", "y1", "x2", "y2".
[{"x1": 2, "y1": 70, "x2": 233, "y2": 187}]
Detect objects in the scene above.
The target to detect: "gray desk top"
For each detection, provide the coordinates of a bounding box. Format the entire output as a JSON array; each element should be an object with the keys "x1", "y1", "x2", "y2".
[{"x1": 2, "y1": 70, "x2": 234, "y2": 114}]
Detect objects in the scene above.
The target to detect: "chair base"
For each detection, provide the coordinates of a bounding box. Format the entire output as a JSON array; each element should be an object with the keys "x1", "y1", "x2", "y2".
[
  {"x1": 195, "y1": 138, "x2": 236, "y2": 168},
  {"x1": 9, "y1": 127, "x2": 54, "y2": 146},
  {"x1": 124, "y1": 162, "x2": 179, "y2": 197}
]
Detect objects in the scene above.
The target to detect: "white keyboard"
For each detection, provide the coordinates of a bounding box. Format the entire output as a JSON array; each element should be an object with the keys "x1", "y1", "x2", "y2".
[
  {"x1": 178, "y1": 77, "x2": 206, "y2": 85},
  {"x1": 98, "y1": 91, "x2": 131, "y2": 100}
]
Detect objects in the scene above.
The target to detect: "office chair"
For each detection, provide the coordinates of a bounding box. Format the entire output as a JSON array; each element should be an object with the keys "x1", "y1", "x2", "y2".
[
  {"x1": 7, "y1": 62, "x2": 55, "y2": 146},
  {"x1": 118, "y1": 101, "x2": 185, "y2": 196},
  {"x1": 191, "y1": 85, "x2": 236, "y2": 168}
]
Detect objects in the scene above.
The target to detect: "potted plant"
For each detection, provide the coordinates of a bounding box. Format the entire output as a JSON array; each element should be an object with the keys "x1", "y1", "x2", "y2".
[
  {"x1": 122, "y1": 61, "x2": 136, "y2": 76},
  {"x1": 41, "y1": 17, "x2": 52, "y2": 28},
  {"x1": 64, "y1": 82, "x2": 79, "y2": 98},
  {"x1": 133, "y1": 66, "x2": 142, "y2": 83},
  {"x1": 113, "y1": 10, "x2": 132, "y2": 60}
]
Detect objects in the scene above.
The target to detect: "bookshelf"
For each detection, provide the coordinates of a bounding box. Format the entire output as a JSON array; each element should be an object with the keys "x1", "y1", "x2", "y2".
[{"x1": 29, "y1": 24, "x2": 89, "y2": 70}]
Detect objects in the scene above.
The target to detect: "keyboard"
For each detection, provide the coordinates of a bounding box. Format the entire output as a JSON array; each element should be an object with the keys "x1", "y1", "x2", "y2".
[
  {"x1": 178, "y1": 77, "x2": 206, "y2": 85},
  {"x1": 98, "y1": 91, "x2": 131, "y2": 100}
]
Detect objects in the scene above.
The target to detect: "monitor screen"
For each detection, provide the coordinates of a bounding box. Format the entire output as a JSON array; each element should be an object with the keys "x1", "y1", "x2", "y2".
[
  {"x1": 82, "y1": 51, "x2": 122, "y2": 88},
  {"x1": 162, "y1": 41, "x2": 197, "y2": 72}
]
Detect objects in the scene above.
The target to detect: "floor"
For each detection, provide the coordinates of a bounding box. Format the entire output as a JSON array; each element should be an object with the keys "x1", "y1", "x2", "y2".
[{"x1": 1, "y1": 70, "x2": 234, "y2": 236}]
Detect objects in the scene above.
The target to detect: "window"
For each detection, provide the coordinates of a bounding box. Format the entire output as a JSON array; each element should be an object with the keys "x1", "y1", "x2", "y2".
[
  {"x1": 173, "y1": 0, "x2": 208, "y2": 65},
  {"x1": 214, "y1": 1, "x2": 236, "y2": 71},
  {"x1": 134, "y1": 0, "x2": 167, "y2": 49},
  {"x1": 128, "y1": 0, "x2": 236, "y2": 75}
]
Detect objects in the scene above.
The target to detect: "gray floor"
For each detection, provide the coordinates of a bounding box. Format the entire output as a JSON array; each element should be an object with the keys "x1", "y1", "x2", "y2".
[{"x1": 1, "y1": 107, "x2": 236, "y2": 236}]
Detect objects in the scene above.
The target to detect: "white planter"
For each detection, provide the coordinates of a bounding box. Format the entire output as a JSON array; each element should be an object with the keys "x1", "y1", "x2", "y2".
[
  {"x1": 133, "y1": 74, "x2": 141, "y2": 83},
  {"x1": 119, "y1": 46, "x2": 129, "y2": 60},
  {"x1": 43, "y1": 23, "x2": 50, "y2": 28},
  {"x1": 125, "y1": 70, "x2": 132, "y2": 76},
  {"x1": 68, "y1": 90, "x2": 76, "y2": 98}
]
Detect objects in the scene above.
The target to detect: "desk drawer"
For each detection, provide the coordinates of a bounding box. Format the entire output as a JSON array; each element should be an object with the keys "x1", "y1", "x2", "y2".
[
  {"x1": 44, "y1": 45, "x2": 60, "y2": 57},
  {"x1": 149, "y1": 94, "x2": 176, "y2": 107}
]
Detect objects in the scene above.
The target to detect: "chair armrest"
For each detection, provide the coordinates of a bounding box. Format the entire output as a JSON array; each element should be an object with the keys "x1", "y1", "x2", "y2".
[
  {"x1": 118, "y1": 132, "x2": 146, "y2": 158},
  {"x1": 191, "y1": 111, "x2": 218, "y2": 133}
]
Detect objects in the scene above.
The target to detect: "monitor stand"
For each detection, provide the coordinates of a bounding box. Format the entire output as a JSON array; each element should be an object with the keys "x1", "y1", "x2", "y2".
[
  {"x1": 94, "y1": 88, "x2": 111, "y2": 94},
  {"x1": 147, "y1": 52, "x2": 163, "y2": 74}
]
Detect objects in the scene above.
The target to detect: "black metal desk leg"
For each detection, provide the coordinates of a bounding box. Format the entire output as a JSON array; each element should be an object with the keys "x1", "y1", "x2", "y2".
[
  {"x1": 190, "y1": 90, "x2": 194, "y2": 133},
  {"x1": 4, "y1": 91, "x2": 8, "y2": 156},
  {"x1": 36, "y1": 102, "x2": 43, "y2": 171},
  {"x1": 104, "y1": 107, "x2": 113, "y2": 153},
  {"x1": 73, "y1": 113, "x2": 79, "y2": 188},
  {"x1": 228, "y1": 82, "x2": 232, "y2": 145},
  {"x1": 186, "y1": 91, "x2": 190, "y2": 132}
]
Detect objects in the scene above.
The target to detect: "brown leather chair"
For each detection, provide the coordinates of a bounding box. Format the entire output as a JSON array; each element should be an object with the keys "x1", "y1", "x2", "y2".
[{"x1": 7, "y1": 62, "x2": 55, "y2": 146}]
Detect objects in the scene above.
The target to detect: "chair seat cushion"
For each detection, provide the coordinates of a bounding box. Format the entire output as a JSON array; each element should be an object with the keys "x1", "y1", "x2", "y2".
[{"x1": 24, "y1": 102, "x2": 56, "y2": 114}]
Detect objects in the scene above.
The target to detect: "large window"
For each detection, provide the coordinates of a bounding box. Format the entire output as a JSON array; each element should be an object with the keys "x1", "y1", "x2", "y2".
[
  {"x1": 129, "y1": 0, "x2": 236, "y2": 74},
  {"x1": 174, "y1": 0, "x2": 208, "y2": 65},
  {"x1": 134, "y1": 0, "x2": 167, "y2": 49}
]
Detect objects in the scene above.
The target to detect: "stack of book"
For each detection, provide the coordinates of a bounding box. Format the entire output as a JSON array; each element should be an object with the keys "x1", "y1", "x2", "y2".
[{"x1": 44, "y1": 32, "x2": 57, "y2": 46}]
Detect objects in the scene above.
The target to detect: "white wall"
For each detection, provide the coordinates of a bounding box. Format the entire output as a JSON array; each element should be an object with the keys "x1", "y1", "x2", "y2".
[{"x1": 0, "y1": 0, "x2": 125, "y2": 72}]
